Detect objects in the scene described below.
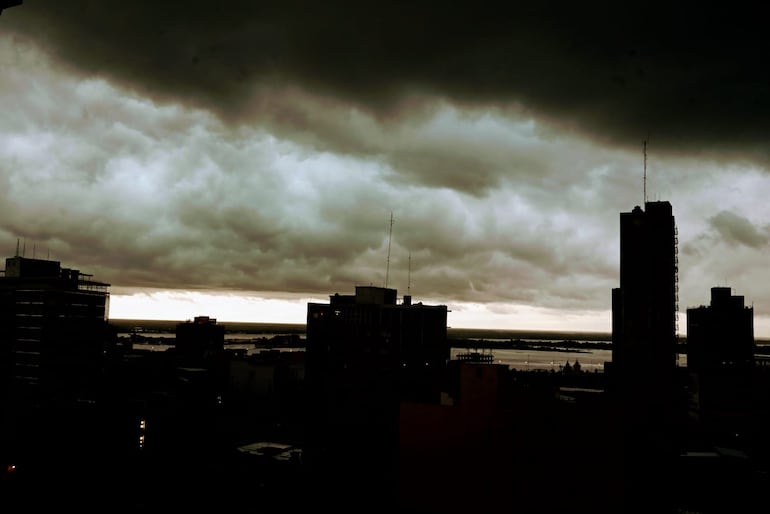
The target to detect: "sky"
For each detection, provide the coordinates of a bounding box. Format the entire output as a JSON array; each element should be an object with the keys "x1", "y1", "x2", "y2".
[{"x1": 2, "y1": 1, "x2": 770, "y2": 336}]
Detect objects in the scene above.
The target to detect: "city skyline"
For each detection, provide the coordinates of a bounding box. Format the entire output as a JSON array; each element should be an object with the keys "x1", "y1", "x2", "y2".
[{"x1": 3, "y1": 3, "x2": 770, "y2": 336}]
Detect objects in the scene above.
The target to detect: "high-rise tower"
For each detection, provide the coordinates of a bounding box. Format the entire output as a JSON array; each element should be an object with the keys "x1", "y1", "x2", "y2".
[
  {"x1": 611, "y1": 200, "x2": 679, "y2": 395},
  {"x1": 609, "y1": 200, "x2": 680, "y2": 513}
]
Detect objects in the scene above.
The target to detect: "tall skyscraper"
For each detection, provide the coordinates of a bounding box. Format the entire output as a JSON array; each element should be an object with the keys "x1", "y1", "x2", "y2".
[
  {"x1": 611, "y1": 200, "x2": 679, "y2": 397},
  {"x1": 609, "y1": 200, "x2": 680, "y2": 513}
]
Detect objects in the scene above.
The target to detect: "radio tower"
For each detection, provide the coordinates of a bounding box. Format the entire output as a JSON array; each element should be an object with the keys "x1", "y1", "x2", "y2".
[
  {"x1": 385, "y1": 211, "x2": 394, "y2": 288},
  {"x1": 643, "y1": 139, "x2": 647, "y2": 205},
  {"x1": 407, "y1": 252, "x2": 411, "y2": 295}
]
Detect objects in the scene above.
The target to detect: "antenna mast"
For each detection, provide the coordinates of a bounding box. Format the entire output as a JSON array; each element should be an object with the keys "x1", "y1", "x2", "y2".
[
  {"x1": 385, "y1": 211, "x2": 394, "y2": 288},
  {"x1": 643, "y1": 138, "x2": 648, "y2": 205},
  {"x1": 407, "y1": 252, "x2": 412, "y2": 295}
]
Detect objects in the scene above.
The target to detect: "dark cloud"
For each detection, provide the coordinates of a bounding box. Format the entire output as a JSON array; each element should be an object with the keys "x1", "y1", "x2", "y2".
[
  {"x1": 4, "y1": 1, "x2": 770, "y2": 164},
  {"x1": 709, "y1": 210, "x2": 769, "y2": 248},
  {"x1": 7, "y1": 10, "x2": 770, "y2": 331}
]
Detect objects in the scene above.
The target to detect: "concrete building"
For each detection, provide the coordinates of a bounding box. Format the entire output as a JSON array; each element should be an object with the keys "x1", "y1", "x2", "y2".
[
  {"x1": 686, "y1": 286, "x2": 754, "y2": 440},
  {"x1": 610, "y1": 201, "x2": 679, "y2": 404},
  {"x1": 174, "y1": 315, "x2": 225, "y2": 366},
  {"x1": 0, "y1": 253, "x2": 118, "y2": 494},
  {"x1": 304, "y1": 285, "x2": 448, "y2": 507},
  {"x1": 687, "y1": 287, "x2": 754, "y2": 371},
  {"x1": 608, "y1": 201, "x2": 681, "y2": 513},
  {"x1": 0, "y1": 254, "x2": 111, "y2": 407}
]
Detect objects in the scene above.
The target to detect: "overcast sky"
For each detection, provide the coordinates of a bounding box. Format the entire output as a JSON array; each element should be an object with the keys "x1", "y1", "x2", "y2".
[{"x1": 2, "y1": 1, "x2": 770, "y2": 336}]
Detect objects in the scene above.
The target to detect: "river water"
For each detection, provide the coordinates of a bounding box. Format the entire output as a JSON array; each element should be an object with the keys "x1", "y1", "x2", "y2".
[
  {"x1": 451, "y1": 347, "x2": 612, "y2": 372},
  {"x1": 132, "y1": 334, "x2": 615, "y2": 371}
]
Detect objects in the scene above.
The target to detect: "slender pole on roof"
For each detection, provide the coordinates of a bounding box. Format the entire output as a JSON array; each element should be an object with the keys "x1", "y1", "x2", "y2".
[
  {"x1": 15, "y1": 238, "x2": 19, "y2": 257},
  {"x1": 407, "y1": 251, "x2": 411, "y2": 295},
  {"x1": 385, "y1": 211, "x2": 394, "y2": 288},
  {"x1": 643, "y1": 139, "x2": 647, "y2": 205}
]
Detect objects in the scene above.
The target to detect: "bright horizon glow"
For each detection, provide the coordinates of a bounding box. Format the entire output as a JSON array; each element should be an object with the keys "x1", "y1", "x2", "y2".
[
  {"x1": 108, "y1": 289, "x2": 612, "y2": 333},
  {"x1": 108, "y1": 289, "x2": 770, "y2": 338},
  {"x1": 109, "y1": 291, "x2": 324, "y2": 324}
]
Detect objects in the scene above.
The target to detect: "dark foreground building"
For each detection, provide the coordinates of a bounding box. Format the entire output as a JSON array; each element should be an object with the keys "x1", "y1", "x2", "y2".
[
  {"x1": 686, "y1": 287, "x2": 754, "y2": 443},
  {"x1": 0, "y1": 254, "x2": 111, "y2": 407},
  {"x1": 610, "y1": 200, "x2": 679, "y2": 403},
  {"x1": 609, "y1": 201, "x2": 682, "y2": 513},
  {"x1": 174, "y1": 315, "x2": 226, "y2": 369},
  {"x1": 304, "y1": 286, "x2": 448, "y2": 507},
  {"x1": 0, "y1": 253, "x2": 120, "y2": 507}
]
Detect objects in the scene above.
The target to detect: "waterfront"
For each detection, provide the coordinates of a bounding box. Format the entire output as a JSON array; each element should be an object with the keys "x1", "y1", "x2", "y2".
[
  {"x1": 451, "y1": 347, "x2": 610, "y2": 372},
  {"x1": 130, "y1": 335, "x2": 616, "y2": 371},
  {"x1": 119, "y1": 319, "x2": 698, "y2": 370}
]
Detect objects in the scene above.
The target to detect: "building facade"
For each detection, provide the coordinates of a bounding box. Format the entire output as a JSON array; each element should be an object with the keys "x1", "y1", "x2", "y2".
[
  {"x1": 608, "y1": 200, "x2": 684, "y2": 512},
  {"x1": 304, "y1": 286, "x2": 448, "y2": 503},
  {"x1": 610, "y1": 201, "x2": 679, "y2": 398},
  {"x1": 0, "y1": 255, "x2": 111, "y2": 407},
  {"x1": 686, "y1": 286, "x2": 754, "y2": 438},
  {"x1": 174, "y1": 315, "x2": 225, "y2": 365}
]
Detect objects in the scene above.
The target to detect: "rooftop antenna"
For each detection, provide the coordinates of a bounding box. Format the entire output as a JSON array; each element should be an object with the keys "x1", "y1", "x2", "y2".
[
  {"x1": 385, "y1": 211, "x2": 394, "y2": 288},
  {"x1": 15, "y1": 238, "x2": 19, "y2": 257},
  {"x1": 407, "y1": 252, "x2": 412, "y2": 295},
  {"x1": 643, "y1": 137, "x2": 648, "y2": 205},
  {"x1": 22, "y1": 239, "x2": 25, "y2": 257}
]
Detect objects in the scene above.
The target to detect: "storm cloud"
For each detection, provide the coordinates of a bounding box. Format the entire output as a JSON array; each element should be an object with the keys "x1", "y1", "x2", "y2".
[
  {"x1": 710, "y1": 210, "x2": 769, "y2": 249},
  {"x1": 4, "y1": 1, "x2": 770, "y2": 164},
  {"x1": 3, "y1": 2, "x2": 770, "y2": 334}
]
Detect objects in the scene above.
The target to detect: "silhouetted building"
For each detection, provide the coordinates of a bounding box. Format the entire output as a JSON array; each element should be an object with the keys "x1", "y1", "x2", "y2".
[
  {"x1": 610, "y1": 201, "x2": 679, "y2": 403},
  {"x1": 175, "y1": 315, "x2": 225, "y2": 365},
  {"x1": 168, "y1": 315, "x2": 228, "y2": 433},
  {"x1": 686, "y1": 287, "x2": 754, "y2": 441},
  {"x1": 399, "y1": 361, "x2": 623, "y2": 513},
  {"x1": 0, "y1": 253, "x2": 118, "y2": 499},
  {"x1": 304, "y1": 286, "x2": 448, "y2": 505},
  {"x1": 609, "y1": 200, "x2": 680, "y2": 513},
  {"x1": 0, "y1": 254, "x2": 111, "y2": 407},
  {"x1": 687, "y1": 287, "x2": 754, "y2": 371}
]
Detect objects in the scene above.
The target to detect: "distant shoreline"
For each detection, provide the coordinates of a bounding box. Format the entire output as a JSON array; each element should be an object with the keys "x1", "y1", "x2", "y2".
[
  {"x1": 109, "y1": 318, "x2": 612, "y2": 341},
  {"x1": 109, "y1": 318, "x2": 770, "y2": 345}
]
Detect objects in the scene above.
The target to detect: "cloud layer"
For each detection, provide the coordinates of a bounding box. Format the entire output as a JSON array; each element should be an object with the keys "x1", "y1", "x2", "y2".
[
  {"x1": 6, "y1": 1, "x2": 770, "y2": 164},
  {"x1": 2, "y1": 5, "x2": 770, "y2": 333}
]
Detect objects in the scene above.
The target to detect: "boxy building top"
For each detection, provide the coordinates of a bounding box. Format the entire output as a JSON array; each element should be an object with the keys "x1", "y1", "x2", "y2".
[
  {"x1": 328, "y1": 286, "x2": 398, "y2": 305},
  {"x1": 1, "y1": 256, "x2": 110, "y2": 291}
]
